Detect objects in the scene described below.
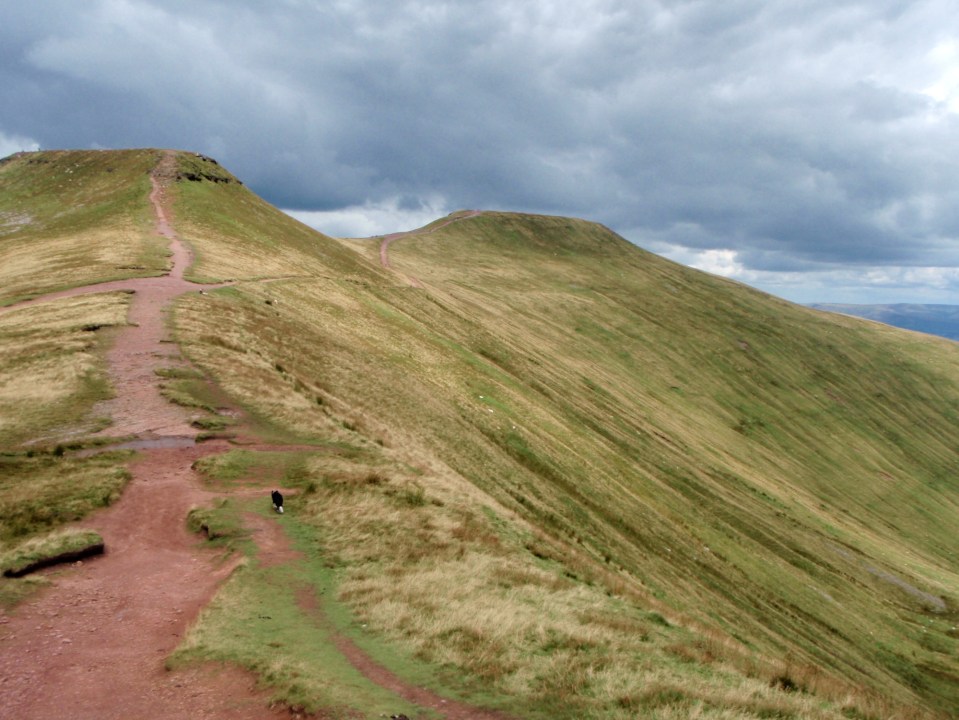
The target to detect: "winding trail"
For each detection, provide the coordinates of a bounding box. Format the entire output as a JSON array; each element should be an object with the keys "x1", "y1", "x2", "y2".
[
  {"x1": 0, "y1": 157, "x2": 513, "y2": 719},
  {"x1": 378, "y1": 210, "x2": 482, "y2": 287},
  {"x1": 0, "y1": 153, "x2": 288, "y2": 719},
  {"x1": 0, "y1": 163, "x2": 229, "y2": 438}
]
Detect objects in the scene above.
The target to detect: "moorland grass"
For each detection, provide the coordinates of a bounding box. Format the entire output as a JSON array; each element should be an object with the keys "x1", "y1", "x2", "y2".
[
  {"x1": 168, "y1": 153, "x2": 388, "y2": 285},
  {"x1": 0, "y1": 448, "x2": 130, "y2": 606},
  {"x1": 3, "y1": 151, "x2": 957, "y2": 717},
  {"x1": 0, "y1": 451, "x2": 132, "y2": 544},
  {"x1": 0, "y1": 150, "x2": 168, "y2": 304},
  {"x1": 0, "y1": 152, "x2": 159, "y2": 609},
  {"x1": 192, "y1": 448, "x2": 320, "y2": 488},
  {"x1": 0, "y1": 528, "x2": 103, "y2": 577},
  {"x1": 177, "y1": 447, "x2": 890, "y2": 720},
  {"x1": 171, "y1": 209, "x2": 959, "y2": 716},
  {"x1": 0, "y1": 292, "x2": 131, "y2": 446},
  {"x1": 172, "y1": 494, "x2": 424, "y2": 718},
  {"x1": 186, "y1": 499, "x2": 249, "y2": 544}
]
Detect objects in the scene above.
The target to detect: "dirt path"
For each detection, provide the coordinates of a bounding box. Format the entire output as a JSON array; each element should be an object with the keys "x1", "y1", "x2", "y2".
[
  {"x1": 0, "y1": 153, "x2": 287, "y2": 719},
  {"x1": 378, "y1": 210, "x2": 482, "y2": 287},
  {"x1": 0, "y1": 444, "x2": 290, "y2": 720},
  {"x1": 0, "y1": 169, "x2": 228, "y2": 437},
  {"x1": 0, "y1": 159, "x2": 512, "y2": 719},
  {"x1": 251, "y1": 521, "x2": 514, "y2": 720}
]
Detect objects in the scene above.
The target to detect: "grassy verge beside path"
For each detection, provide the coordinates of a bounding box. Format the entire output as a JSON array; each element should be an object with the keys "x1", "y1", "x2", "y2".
[
  {"x1": 0, "y1": 292, "x2": 131, "y2": 447},
  {"x1": 171, "y1": 496, "x2": 425, "y2": 719}
]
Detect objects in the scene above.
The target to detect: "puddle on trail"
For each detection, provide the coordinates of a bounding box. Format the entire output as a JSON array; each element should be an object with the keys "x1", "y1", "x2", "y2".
[{"x1": 114, "y1": 436, "x2": 197, "y2": 451}]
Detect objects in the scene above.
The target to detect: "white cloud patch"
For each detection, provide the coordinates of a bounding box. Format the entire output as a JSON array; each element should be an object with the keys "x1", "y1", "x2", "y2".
[
  {"x1": 655, "y1": 242, "x2": 959, "y2": 304},
  {"x1": 285, "y1": 196, "x2": 452, "y2": 238},
  {"x1": 0, "y1": 130, "x2": 39, "y2": 158}
]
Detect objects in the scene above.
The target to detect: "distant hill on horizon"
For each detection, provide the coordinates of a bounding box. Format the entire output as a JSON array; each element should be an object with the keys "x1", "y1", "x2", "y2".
[{"x1": 809, "y1": 303, "x2": 959, "y2": 342}]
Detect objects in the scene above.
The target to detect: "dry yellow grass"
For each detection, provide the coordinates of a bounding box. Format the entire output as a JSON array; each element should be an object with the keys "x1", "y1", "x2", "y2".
[
  {"x1": 0, "y1": 292, "x2": 130, "y2": 445},
  {"x1": 168, "y1": 157, "x2": 387, "y2": 284},
  {"x1": 0, "y1": 149, "x2": 167, "y2": 304},
  {"x1": 0, "y1": 226, "x2": 165, "y2": 303},
  {"x1": 288, "y1": 449, "x2": 884, "y2": 720},
  {"x1": 172, "y1": 254, "x2": 958, "y2": 716},
  {"x1": 0, "y1": 451, "x2": 131, "y2": 544}
]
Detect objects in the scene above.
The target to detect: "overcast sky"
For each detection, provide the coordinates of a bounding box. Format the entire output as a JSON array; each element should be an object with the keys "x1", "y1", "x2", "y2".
[{"x1": 2, "y1": 0, "x2": 958, "y2": 304}]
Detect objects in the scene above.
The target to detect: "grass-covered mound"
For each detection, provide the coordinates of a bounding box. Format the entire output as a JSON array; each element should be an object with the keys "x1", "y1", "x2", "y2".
[
  {"x1": 169, "y1": 152, "x2": 388, "y2": 285},
  {"x1": 1, "y1": 528, "x2": 104, "y2": 578},
  {"x1": 0, "y1": 149, "x2": 167, "y2": 304}
]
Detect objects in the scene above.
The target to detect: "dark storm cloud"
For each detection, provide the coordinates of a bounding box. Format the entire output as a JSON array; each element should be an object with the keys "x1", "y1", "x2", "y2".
[{"x1": 2, "y1": 0, "x2": 958, "y2": 302}]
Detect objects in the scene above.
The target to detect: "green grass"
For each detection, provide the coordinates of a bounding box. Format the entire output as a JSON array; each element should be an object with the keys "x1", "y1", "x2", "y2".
[
  {"x1": 172, "y1": 496, "x2": 425, "y2": 719},
  {"x1": 1, "y1": 528, "x2": 103, "y2": 577},
  {"x1": 172, "y1": 207, "x2": 959, "y2": 716},
  {"x1": 177, "y1": 448, "x2": 883, "y2": 720},
  {"x1": 0, "y1": 292, "x2": 131, "y2": 446},
  {"x1": 0, "y1": 451, "x2": 132, "y2": 544},
  {"x1": 0, "y1": 149, "x2": 167, "y2": 304},
  {"x1": 0, "y1": 574, "x2": 49, "y2": 609},
  {"x1": 169, "y1": 153, "x2": 388, "y2": 284},
  {"x1": 192, "y1": 448, "x2": 320, "y2": 489},
  {"x1": 154, "y1": 364, "x2": 244, "y2": 434},
  {"x1": 0, "y1": 447, "x2": 130, "y2": 608},
  {"x1": 154, "y1": 366, "x2": 205, "y2": 380},
  {"x1": 186, "y1": 499, "x2": 249, "y2": 543}
]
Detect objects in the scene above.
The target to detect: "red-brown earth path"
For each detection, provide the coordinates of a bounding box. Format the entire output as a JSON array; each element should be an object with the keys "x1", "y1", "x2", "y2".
[
  {"x1": 378, "y1": 210, "x2": 482, "y2": 287},
  {"x1": 0, "y1": 156, "x2": 512, "y2": 719},
  {"x1": 0, "y1": 152, "x2": 292, "y2": 719}
]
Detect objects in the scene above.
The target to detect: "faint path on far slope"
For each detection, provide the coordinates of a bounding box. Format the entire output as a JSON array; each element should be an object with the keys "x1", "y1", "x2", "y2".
[{"x1": 378, "y1": 210, "x2": 483, "y2": 287}]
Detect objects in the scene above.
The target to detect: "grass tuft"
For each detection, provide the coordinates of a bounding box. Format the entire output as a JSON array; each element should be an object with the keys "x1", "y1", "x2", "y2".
[{"x1": 1, "y1": 528, "x2": 103, "y2": 577}]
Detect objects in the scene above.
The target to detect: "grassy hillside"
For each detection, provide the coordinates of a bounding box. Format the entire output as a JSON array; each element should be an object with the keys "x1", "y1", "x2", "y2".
[
  {"x1": 1, "y1": 150, "x2": 957, "y2": 718},
  {"x1": 173, "y1": 197, "x2": 959, "y2": 716},
  {"x1": 169, "y1": 152, "x2": 387, "y2": 284},
  {"x1": 0, "y1": 150, "x2": 167, "y2": 305}
]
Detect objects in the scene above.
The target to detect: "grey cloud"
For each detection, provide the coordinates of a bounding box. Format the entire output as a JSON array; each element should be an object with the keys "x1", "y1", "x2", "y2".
[{"x1": 2, "y1": 0, "x2": 959, "y2": 302}]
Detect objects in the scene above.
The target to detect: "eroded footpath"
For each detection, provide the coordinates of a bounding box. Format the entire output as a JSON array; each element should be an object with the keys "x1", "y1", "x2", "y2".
[
  {"x1": 0, "y1": 153, "x2": 289, "y2": 719},
  {"x1": 0, "y1": 153, "x2": 515, "y2": 720}
]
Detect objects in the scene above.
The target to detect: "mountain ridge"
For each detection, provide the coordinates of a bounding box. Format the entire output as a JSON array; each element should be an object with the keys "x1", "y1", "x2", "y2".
[{"x1": 1, "y1": 149, "x2": 957, "y2": 719}]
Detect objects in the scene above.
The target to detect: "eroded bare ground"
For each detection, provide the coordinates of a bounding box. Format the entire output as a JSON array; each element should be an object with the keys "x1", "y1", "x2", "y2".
[
  {"x1": 0, "y1": 154, "x2": 511, "y2": 719},
  {"x1": 0, "y1": 152, "x2": 291, "y2": 720},
  {"x1": 0, "y1": 444, "x2": 292, "y2": 720}
]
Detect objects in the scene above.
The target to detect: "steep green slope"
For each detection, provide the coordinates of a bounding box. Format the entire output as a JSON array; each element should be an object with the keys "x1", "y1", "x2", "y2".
[
  {"x1": 173, "y1": 203, "x2": 959, "y2": 716},
  {"x1": 169, "y1": 152, "x2": 388, "y2": 284},
  {"x1": 380, "y1": 213, "x2": 959, "y2": 701}
]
